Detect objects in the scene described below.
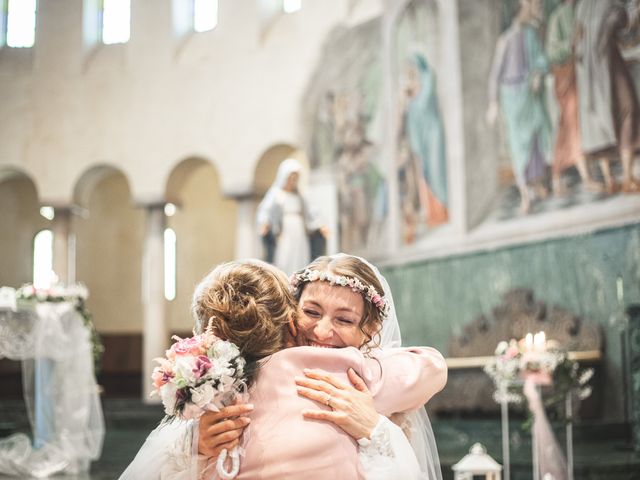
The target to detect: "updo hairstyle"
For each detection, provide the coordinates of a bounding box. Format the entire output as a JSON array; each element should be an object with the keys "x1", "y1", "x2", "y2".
[{"x1": 191, "y1": 260, "x2": 297, "y2": 364}]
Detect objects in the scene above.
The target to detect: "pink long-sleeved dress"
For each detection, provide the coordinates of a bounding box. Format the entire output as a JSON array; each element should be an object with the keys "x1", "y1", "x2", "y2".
[{"x1": 233, "y1": 345, "x2": 447, "y2": 480}]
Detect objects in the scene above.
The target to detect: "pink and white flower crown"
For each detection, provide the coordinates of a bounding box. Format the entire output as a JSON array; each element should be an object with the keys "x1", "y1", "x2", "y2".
[{"x1": 290, "y1": 268, "x2": 390, "y2": 319}]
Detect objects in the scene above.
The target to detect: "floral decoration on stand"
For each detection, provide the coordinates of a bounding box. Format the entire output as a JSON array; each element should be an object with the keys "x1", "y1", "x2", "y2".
[
  {"x1": 0, "y1": 283, "x2": 104, "y2": 374},
  {"x1": 15, "y1": 283, "x2": 90, "y2": 304},
  {"x1": 484, "y1": 332, "x2": 594, "y2": 417},
  {"x1": 151, "y1": 323, "x2": 249, "y2": 480}
]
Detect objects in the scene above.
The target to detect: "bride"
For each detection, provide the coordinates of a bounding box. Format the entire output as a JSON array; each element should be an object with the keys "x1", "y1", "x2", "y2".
[{"x1": 120, "y1": 255, "x2": 446, "y2": 479}]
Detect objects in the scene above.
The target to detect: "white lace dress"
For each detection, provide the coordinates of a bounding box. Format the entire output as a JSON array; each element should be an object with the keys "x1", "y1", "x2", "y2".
[
  {"x1": 358, "y1": 416, "x2": 421, "y2": 480},
  {"x1": 119, "y1": 415, "x2": 420, "y2": 480}
]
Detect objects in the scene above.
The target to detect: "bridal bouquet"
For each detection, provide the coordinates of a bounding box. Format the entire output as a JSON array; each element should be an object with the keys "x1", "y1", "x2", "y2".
[{"x1": 152, "y1": 327, "x2": 248, "y2": 479}]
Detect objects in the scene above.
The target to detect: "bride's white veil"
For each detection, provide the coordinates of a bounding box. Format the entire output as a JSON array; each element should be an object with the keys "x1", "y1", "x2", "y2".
[{"x1": 331, "y1": 253, "x2": 443, "y2": 480}]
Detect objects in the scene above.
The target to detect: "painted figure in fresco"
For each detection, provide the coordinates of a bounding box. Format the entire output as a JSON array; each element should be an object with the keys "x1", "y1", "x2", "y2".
[
  {"x1": 488, "y1": 0, "x2": 552, "y2": 214},
  {"x1": 397, "y1": 62, "x2": 428, "y2": 245},
  {"x1": 324, "y1": 90, "x2": 386, "y2": 253},
  {"x1": 546, "y1": 0, "x2": 601, "y2": 195},
  {"x1": 311, "y1": 92, "x2": 338, "y2": 169},
  {"x1": 575, "y1": 0, "x2": 640, "y2": 194},
  {"x1": 401, "y1": 53, "x2": 449, "y2": 233},
  {"x1": 336, "y1": 117, "x2": 377, "y2": 252},
  {"x1": 397, "y1": 138, "x2": 422, "y2": 244}
]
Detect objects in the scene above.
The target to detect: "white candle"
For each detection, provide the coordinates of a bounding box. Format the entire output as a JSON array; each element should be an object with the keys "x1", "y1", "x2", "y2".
[
  {"x1": 525, "y1": 332, "x2": 533, "y2": 351},
  {"x1": 616, "y1": 276, "x2": 624, "y2": 304},
  {"x1": 533, "y1": 331, "x2": 546, "y2": 352}
]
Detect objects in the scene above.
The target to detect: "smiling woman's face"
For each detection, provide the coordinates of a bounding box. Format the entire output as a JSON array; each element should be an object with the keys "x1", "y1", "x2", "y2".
[{"x1": 297, "y1": 281, "x2": 367, "y2": 348}]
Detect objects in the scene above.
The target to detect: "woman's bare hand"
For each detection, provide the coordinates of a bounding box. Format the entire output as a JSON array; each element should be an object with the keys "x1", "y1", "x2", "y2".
[
  {"x1": 197, "y1": 403, "x2": 253, "y2": 458},
  {"x1": 295, "y1": 368, "x2": 379, "y2": 440}
]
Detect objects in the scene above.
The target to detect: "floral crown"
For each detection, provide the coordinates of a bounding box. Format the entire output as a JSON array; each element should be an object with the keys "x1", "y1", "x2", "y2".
[{"x1": 290, "y1": 268, "x2": 390, "y2": 319}]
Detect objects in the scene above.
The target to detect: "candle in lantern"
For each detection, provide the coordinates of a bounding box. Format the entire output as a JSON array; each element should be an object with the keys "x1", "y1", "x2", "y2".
[
  {"x1": 616, "y1": 276, "x2": 624, "y2": 304},
  {"x1": 525, "y1": 332, "x2": 533, "y2": 351}
]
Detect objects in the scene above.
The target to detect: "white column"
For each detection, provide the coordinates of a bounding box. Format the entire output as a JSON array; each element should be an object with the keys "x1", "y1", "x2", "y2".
[
  {"x1": 141, "y1": 203, "x2": 167, "y2": 403},
  {"x1": 51, "y1": 207, "x2": 75, "y2": 284},
  {"x1": 233, "y1": 194, "x2": 257, "y2": 260},
  {"x1": 438, "y1": 0, "x2": 467, "y2": 235},
  {"x1": 381, "y1": 0, "x2": 401, "y2": 256}
]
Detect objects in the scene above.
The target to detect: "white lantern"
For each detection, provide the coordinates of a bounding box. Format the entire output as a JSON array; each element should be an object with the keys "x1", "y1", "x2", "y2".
[{"x1": 452, "y1": 443, "x2": 503, "y2": 480}]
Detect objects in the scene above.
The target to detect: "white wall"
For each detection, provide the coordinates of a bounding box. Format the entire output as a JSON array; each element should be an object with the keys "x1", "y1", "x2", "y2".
[{"x1": 0, "y1": 0, "x2": 383, "y2": 204}]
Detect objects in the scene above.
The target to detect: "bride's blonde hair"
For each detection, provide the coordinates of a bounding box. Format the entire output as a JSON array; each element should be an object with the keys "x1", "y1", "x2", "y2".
[{"x1": 191, "y1": 260, "x2": 297, "y2": 363}]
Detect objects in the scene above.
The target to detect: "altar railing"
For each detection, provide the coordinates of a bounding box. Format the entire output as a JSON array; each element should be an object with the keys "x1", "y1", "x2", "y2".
[{"x1": 445, "y1": 350, "x2": 602, "y2": 369}]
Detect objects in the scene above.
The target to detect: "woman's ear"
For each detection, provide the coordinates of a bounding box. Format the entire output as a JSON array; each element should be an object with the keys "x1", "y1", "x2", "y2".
[{"x1": 287, "y1": 315, "x2": 298, "y2": 337}]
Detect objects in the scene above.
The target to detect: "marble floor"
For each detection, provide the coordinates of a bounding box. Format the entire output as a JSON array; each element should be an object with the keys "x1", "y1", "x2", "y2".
[
  {"x1": 436, "y1": 418, "x2": 640, "y2": 480},
  {"x1": 1, "y1": 399, "x2": 640, "y2": 480},
  {"x1": 0, "y1": 399, "x2": 161, "y2": 480}
]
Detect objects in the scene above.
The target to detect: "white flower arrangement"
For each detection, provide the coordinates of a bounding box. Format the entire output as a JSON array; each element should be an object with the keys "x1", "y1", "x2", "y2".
[
  {"x1": 3, "y1": 281, "x2": 103, "y2": 373},
  {"x1": 484, "y1": 336, "x2": 594, "y2": 407},
  {"x1": 15, "y1": 282, "x2": 89, "y2": 303}
]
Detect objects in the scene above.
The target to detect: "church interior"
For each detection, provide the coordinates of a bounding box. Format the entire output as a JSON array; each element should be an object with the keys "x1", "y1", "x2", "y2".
[{"x1": 1, "y1": 0, "x2": 640, "y2": 478}]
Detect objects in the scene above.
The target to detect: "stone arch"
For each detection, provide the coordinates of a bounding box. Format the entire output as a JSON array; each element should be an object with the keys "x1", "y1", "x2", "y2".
[
  {"x1": 72, "y1": 164, "x2": 143, "y2": 333},
  {"x1": 164, "y1": 156, "x2": 218, "y2": 204},
  {"x1": 0, "y1": 167, "x2": 47, "y2": 288},
  {"x1": 252, "y1": 143, "x2": 310, "y2": 196},
  {"x1": 0, "y1": 165, "x2": 40, "y2": 194},
  {"x1": 392, "y1": 0, "x2": 443, "y2": 91},
  {"x1": 73, "y1": 164, "x2": 134, "y2": 209},
  {"x1": 164, "y1": 156, "x2": 237, "y2": 335}
]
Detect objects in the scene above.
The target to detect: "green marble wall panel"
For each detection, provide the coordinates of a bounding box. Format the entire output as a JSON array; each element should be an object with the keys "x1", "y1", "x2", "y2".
[{"x1": 382, "y1": 223, "x2": 640, "y2": 420}]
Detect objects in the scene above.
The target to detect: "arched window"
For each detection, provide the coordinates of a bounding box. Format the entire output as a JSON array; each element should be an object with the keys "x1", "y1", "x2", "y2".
[
  {"x1": 193, "y1": 0, "x2": 218, "y2": 32},
  {"x1": 2, "y1": 0, "x2": 37, "y2": 48},
  {"x1": 164, "y1": 228, "x2": 177, "y2": 301},
  {"x1": 283, "y1": 0, "x2": 301, "y2": 14},
  {"x1": 33, "y1": 229, "x2": 53, "y2": 289},
  {"x1": 102, "y1": 0, "x2": 131, "y2": 44},
  {"x1": 173, "y1": 0, "x2": 219, "y2": 36}
]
